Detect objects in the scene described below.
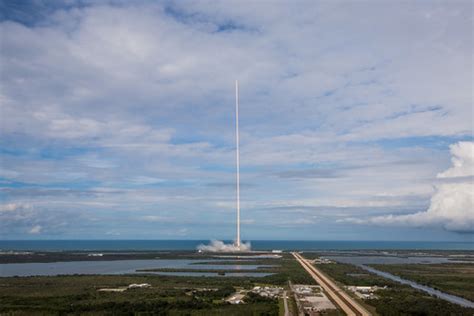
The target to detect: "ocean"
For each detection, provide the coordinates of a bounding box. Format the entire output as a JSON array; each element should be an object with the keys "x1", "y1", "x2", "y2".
[{"x1": 0, "y1": 240, "x2": 472, "y2": 251}]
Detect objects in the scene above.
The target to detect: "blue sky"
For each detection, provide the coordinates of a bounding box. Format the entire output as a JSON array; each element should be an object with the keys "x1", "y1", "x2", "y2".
[{"x1": 0, "y1": 0, "x2": 472, "y2": 241}]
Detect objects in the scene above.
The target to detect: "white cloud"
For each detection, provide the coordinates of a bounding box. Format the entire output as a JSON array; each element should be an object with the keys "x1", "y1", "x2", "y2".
[
  {"x1": 1, "y1": 2, "x2": 471, "y2": 144},
  {"x1": 28, "y1": 225, "x2": 42, "y2": 234},
  {"x1": 348, "y1": 142, "x2": 474, "y2": 232},
  {"x1": 139, "y1": 215, "x2": 175, "y2": 222},
  {"x1": 130, "y1": 176, "x2": 165, "y2": 185},
  {"x1": 0, "y1": 1, "x2": 472, "y2": 239},
  {"x1": 0, "y1": 203, "x2": 30, "y2": 212},
  {"x1": 437, "y1": 142, "x2": 474, "y2": 179}
]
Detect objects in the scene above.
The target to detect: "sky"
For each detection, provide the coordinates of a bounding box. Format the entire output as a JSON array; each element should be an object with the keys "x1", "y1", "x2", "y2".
[{"x1": 0, "y1": 0, "x2": 473, "y2": 241}]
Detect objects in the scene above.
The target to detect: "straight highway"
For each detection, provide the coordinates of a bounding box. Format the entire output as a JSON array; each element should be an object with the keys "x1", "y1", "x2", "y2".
[{"x1": 292, "y1": 252, "x2": 371, "y2": 316}]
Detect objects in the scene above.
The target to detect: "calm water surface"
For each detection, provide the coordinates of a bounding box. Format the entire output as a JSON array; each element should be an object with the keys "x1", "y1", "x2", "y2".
[
  {"x1": 0, "y1": 259, "x2": 273, "y2": 277},
  {"x1": 144, "y1": 272, "x2": 272, "y2": 277},
  {"x1": 323, "y1": 256, "x2": 455, "y2": 265}
]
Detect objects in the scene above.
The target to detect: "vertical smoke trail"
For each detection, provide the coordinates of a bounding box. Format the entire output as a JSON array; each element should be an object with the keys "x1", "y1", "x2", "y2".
[
  {"x1": 235, "y1": 80, "x2": 241, "y2": 249},
  {"x1": 196, "y1": 81, "x2": 251, "y2": 253}
]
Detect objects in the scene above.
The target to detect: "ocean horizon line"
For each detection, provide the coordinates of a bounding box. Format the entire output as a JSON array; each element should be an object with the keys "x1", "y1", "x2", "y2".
[
  {"x1": 1, "y1": 239, "x2": 472, "y2": 242},
  {"x1": 1, "y1": 239, "x2": 472, "y2": 251}
]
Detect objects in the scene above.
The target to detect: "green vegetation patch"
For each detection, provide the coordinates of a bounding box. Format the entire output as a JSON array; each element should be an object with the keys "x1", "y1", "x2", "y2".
[
  {"x1": 0, "y1": 275, "x2": 277, "y2": 315},
  {"x1": 369, "y1": 263, "x2": 474, "y2": 302},
  {"x1": 317, "y1": 262, "x2": 474, "y2": 316}
]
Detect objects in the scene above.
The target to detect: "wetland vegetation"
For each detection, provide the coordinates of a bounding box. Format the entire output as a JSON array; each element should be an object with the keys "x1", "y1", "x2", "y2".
[
  {"x1": 316, "y1": 261, "x2": 474, "y2": 316},
  {"x1": 369, "y1": 263, "x2": 474, "y2": 302},
  {"x1": 2, "y1": 250, "x2": 474, "y2": 315},
  {"x1": 0, "y1": 252, "x2": 310, "y2": 315}
]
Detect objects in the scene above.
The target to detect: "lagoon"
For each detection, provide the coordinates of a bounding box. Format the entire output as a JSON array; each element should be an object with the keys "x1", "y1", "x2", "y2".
[{"x1": 0, "y1": 259, "x2": 273, "y2": 277}]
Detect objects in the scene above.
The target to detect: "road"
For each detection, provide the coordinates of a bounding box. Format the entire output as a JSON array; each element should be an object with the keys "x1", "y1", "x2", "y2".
[
  {"x1": 283, "y1": 290, "x2": 290, "y2": 316},
  {"x1": 292, "y1": 252, "x2": 371, "y2": 316}
]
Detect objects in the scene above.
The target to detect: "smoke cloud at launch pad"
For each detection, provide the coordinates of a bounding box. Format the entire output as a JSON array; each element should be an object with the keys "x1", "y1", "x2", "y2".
[{"x1": 197, "y1": 240, "x2": 251, "y2": 252}]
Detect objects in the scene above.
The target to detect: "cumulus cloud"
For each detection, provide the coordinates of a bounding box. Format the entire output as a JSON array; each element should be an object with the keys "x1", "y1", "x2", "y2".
[
  {"x1": 437, "y1": 142, "x2": 474, "y2": 179},
  {"x1": 28, "y1": 225, "x2": 42, "y2": 234},
  {"x1": 197, "y1": 240, "x2": 251, "y2": 252},
  {"x1": 0, "y1": 203, "x2": 30, "y2": 212},
  {"x1": 347, "y1": 142, "x2": 474, "y2": 232},
  {"x1": 0, "y1": 1, "x2": 472, "y2": 239}
]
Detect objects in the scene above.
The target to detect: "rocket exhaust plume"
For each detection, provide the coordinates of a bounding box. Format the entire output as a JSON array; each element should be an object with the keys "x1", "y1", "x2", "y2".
[
  {"x1": 197, "y1": 240, "x2": 251, "y2": 252},
  {"x1": 235, "y1": 80, "x2": 241, "y2": 249},
  {"x1": 197, "y1": 80, "x2": 249, "y2": 252}
]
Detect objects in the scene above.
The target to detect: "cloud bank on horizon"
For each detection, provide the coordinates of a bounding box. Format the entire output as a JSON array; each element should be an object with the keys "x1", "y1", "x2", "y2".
[
  {"x1": 0, "y1": 0, "x2": 472, "y2": 240},
  {"x1": 343, "y1": 142, "x2": 473, "y2": 233}
]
